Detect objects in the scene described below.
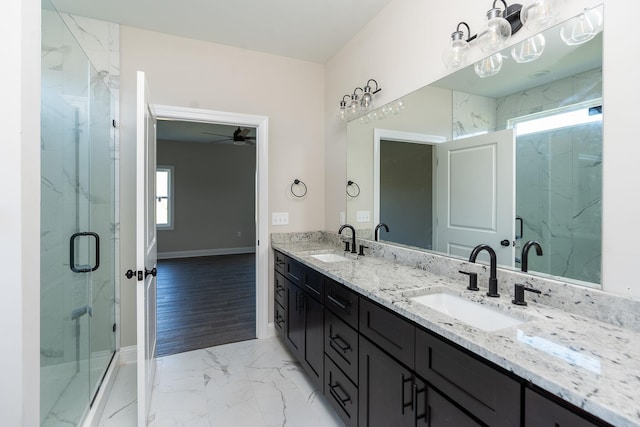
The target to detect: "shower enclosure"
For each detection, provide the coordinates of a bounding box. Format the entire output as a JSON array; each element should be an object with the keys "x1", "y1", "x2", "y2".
[{"x1": 40, "y1": 1, "x2": 117, "y2": 425}]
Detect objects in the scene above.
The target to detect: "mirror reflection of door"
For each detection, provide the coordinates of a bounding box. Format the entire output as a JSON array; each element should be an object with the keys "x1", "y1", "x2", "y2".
[{"x1": 435, "y1": 129, "x2": 516, "y2": 267}]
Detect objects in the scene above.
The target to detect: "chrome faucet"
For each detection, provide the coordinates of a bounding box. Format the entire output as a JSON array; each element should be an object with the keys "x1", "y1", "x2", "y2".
[
  {"x1": 521, "y1": 240, "x2": 543, "y2": 272},
  {"x1": 469, "y1": 244, "x2": 499, "y2": 297},
  {"x1": 338, "y1": 224, "x2": 357, "y2": 254},
  {"x1": 374, "y1": 223, "x2": 389, "y2": 241}
]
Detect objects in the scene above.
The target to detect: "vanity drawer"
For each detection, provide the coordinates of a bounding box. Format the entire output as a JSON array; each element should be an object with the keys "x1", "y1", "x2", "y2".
[
  {"x1": 325, "y1": 354, "x2": 358, "y2": 427},
  {"x1": 274, "y1": 271, "x2": 286, "y2": 307},
  {"x1": 274, "y1": 250, "x2": 286, "y2": 275},
  {"x1": 359, "y1": 298, "x2": 415, "y2": 368},
  {"x1": 325, "y1": 279, "x2": 359, "y2": 329},
  {"x1": 325, "y1": 310, "x2": 358, "y2": 384},
  {"x1": 302, "y1": 266, "x2": 325, "y2": 301},
  {"x1": 415, "y1": 327, "x2": 520, "y2": 427},
  {"x1": 285, "y1": 256, "x2": 303, "y2": 285},
  {"x1": 274, "y1": 300, "x2": 285, "y2": 338},
  {"x1": 524, "y1": 388, "x2": 608, "y2": 427}
]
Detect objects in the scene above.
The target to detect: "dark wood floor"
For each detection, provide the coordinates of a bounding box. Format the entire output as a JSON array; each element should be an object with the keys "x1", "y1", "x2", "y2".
[{"x1": 156, "y1": 254, "x2": 256, "y2": 357}]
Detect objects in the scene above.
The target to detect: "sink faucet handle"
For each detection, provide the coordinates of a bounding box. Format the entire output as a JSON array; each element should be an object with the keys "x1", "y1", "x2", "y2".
[
  {"x1": 512, "y1": 284, "x2": 542, "y2": 306},
  {"x1": 343, "y1": 240, "x2": 351, "y2": 252},
  {"x1": 459, "y1": 270, "x2": 479, "y2": 291},
  {"x1": 358, "y1": 244, "x2": 369, "y2": 256}
]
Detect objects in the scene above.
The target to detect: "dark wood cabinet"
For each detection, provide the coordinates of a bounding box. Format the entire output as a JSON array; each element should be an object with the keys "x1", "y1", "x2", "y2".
[
  {"x1": 415, "y1": 327, "x2": 520, "y2": 427},
  {"x1": 273, "y1": 249, "x2": 611, "y2": 427},
  {"x1": 325, "y1": 354, "x2": 358, "y2": 427},
  {"x1": 358, "y1": 336, "x2": 425, "y2": 427},
  {"x1": 524, "y1": 388, "x2": 610, "y2": 427},
  {"x1": 359, "y1": 298, "x2": 415, "y2": 368}
]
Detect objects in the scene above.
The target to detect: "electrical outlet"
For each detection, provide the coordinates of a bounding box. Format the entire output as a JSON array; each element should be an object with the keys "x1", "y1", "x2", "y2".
[
  {"x1": 272, "y1": 212, "x2": 289, "y2": 225},
  {"x1": 237, "y1": 231, "x2": 242, "y2": 237},
  {"x1": 356, "y1": 210, "x2": 370, "y2": 222}
]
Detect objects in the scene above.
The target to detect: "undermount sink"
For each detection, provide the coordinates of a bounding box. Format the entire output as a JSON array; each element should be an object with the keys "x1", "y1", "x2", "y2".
[
  {"x1": 310, "y1": 253, "x2": 350, "y2": 263},
  {"x1": 410, "y1": 292, "x2": 525, "y2": 332}
]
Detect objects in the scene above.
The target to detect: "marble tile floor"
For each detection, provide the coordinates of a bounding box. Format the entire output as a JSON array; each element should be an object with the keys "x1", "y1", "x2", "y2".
[{"x1": 98, "y1": 337, "x2": 344, "y2": 426}]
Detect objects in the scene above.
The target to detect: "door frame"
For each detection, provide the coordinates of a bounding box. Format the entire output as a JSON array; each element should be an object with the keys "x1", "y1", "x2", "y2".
[{"x1": 152, "y1": 104, "x2": 270, "y2": 339}]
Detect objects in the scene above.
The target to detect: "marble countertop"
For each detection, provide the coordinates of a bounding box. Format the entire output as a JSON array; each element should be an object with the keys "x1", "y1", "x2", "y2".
[{"x1": 272, "y1": 240, "x2": 640, "y2": 427}]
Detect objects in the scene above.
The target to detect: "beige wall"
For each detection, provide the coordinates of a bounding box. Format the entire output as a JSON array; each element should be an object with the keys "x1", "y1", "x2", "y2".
[
  {"x1": 325, "y1": 0, "x2": 640, "y2": 298},
  {"x1": 157, "y1": 139, "x2": 256, "y2": 254},
  {"x1": 120, "y1": 26, "x2": 325, "y2": 346}
]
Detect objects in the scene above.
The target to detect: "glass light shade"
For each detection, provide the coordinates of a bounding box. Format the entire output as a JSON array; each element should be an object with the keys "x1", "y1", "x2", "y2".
[
  {"x1": 347, "y1": 95, "x2": 360, "y2": 119},
  {"x1": 560, "y1": 8, "x2": 602, "y2": 46},
  {"x1": 336, "y1": 104, "x2": 347, "y2": 122},
  {"x1": 511, "y1": 33, "x2": 546, "y2": 63},
  {"x1": 521, "y1": 0, "x2": 557, "y2": 32},
  {"x1": 474, "y1": 53, "x2": 503, "y2": 78},
  {"x1": 479, "y1": 8, "x2": 512, "y2": 53},
  {"x1": 443, "y1": 32, "x2": 470, "y2": 70},
  {"x1": 360, "y1": 88, "x2": 373, "y2": 112}
]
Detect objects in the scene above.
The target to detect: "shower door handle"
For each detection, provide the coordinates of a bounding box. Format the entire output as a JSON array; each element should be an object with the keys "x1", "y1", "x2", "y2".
[{"x1": 70, "y1": 232, "x2": 100, "y2": 273}]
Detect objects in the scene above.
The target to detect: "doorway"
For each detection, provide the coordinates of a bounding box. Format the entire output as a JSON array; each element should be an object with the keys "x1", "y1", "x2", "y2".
[
  {"x1": 154, "y1": 121, "x2": 257, "y2": 355},
  {"x1": 151, "y1": 105, "x2": 270, "y2": 354}
]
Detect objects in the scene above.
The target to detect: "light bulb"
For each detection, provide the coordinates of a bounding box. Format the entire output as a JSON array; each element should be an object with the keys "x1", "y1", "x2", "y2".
[
  {"x1": 560, "y1": 8, "x2": 602, "y2": 46},
  {"x1": 474, "y1": 53, "x2": 503, "y2": 78},
  {"x1": 511, "y1": 33, "x2": 546, "y2": 63},
  {"x1": 521, "y1": 0, "x2": 556, "y2": 31},
  {"x1": 360, "y1": 86, "x2": 373, "y2": 113},
  {"x1": 443, "y1": 30, "x2": 470, "y2": 70},
  {"x1": 347, "y1": 94, "x2": 360, "y2": 119},
  {"x1": 336, "y1": 96, "x2": 349, "y2": 122},
  {"x1": 479, "y1": 8, "x2": 511, "y2": 53}
]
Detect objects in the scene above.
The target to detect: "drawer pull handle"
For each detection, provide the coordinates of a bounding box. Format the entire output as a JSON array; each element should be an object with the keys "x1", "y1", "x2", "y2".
[
  {"x1": 304, "y1": 283, "x2": 321, "y2": 296},
  {"x1": 276, "y1": 283, "x2": 285, "y2": 296},
  {"x1": 327, "y1": 294, "x2": 350, "y2": 310},
  {"x1": 401, "y1": 375, "x2": 413, "y2": 414},
  {"x1": 329, "y1": 334, "x2": 351, "y2": 354},
  {"x1": 328, "y1": 382, "x2": 351, "y2": 407}
]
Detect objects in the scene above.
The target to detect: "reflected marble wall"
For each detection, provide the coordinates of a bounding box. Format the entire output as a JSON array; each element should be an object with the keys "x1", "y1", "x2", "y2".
[{"x1": 452, "y1": 91, "x2": 496, "y2": 139}]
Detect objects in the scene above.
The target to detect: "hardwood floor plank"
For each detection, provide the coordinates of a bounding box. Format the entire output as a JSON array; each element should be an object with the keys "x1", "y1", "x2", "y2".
[{"x1": 155, "y1": 253, "x2": 256, "y2": 356}]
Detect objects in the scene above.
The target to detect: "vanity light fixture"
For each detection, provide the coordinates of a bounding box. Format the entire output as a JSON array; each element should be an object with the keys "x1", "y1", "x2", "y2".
[
  {"x1": 560, "y1": 7, "x2": 602, "y2": 46},
  {"x1": 443, "y1": 22, "x2": 474, "y2": 70},
  {"x1": 337, "y1": 79, "x2": 383, "y2": 122}
]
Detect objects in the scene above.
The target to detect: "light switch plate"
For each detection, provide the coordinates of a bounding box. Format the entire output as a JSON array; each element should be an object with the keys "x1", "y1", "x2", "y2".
[
  {"x1": 272, "y1": 212, "x2": 289, "y2": 225},
  {"x1": 356, "y1": 210, "x2": 370, "y2": 222}
]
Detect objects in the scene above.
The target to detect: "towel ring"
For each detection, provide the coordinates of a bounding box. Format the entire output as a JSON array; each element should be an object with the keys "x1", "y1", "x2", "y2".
[
  {"x1": 346, "y1": 180, "x2": 360, "y2": 198},
  {"x1": 291, "y1": 179, "x2": 307, "y2": 198}
]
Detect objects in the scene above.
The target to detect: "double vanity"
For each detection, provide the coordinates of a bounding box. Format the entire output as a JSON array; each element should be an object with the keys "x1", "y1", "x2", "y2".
[{"x1": 272, "y1": 231, "x2": 640, "y2": 427}]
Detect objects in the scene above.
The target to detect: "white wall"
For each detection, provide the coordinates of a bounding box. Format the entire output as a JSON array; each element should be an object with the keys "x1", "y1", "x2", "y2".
[
  {"x1": 0, "y1": 0, "x2": 40, "y2": 425},
  {"x1": 120, "y1": 26, "x2": 325, "y2": 346},
  {"x1": 325, "y1": 0, "x2": 640, "y2": 298}
]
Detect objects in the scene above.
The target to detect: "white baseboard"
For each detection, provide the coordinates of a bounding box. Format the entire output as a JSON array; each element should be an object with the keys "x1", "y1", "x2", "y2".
[
  {"x1": 158, "y1": 246, "x2": 255, "y2": 259},
  {"x1": 119, "y1": 345, "x2": 137, "y2": 365},
  {"x1": 266, "y1": 322, "x2": 276, "y2": 338}
]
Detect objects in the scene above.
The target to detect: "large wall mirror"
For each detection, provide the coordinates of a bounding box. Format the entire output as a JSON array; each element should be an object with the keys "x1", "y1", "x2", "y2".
[{"x1": 346, "y1": 5, "x2": 603, "y2": 288}]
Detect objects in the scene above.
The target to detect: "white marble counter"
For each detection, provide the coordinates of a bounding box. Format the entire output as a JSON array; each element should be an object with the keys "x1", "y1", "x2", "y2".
[{"x1": 272, "y1": 235, "x2": 640, "y2": 427}]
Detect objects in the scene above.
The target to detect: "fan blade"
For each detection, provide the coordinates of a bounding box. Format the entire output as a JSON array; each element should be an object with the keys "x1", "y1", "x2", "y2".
[
  {"x1": 237, "y1": 128, "x2": 251, "y2": 137},
  {"x1": 201, "y1": 131, "x2": 229, "y2": 137}
]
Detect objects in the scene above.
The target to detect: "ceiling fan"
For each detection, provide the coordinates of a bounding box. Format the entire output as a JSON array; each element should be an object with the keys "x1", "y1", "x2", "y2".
[{"x1": 202, "y1": 126, "x2": 256, "y2": 145}]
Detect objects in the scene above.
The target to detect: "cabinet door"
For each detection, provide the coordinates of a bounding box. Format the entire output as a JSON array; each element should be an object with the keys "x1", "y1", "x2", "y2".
[
  {"x1": 428, "y1": 386, "x2": 482, "y2": 427},
  {"x1": 358, "y1": 336, "x2": 415, "y2": 427},
  {"x1": 302, "y1": 292, "x2": 324, "y2": 388},
  {"x1": 525, "y1": 388, "x2": 606, "y2": 427},
  {"x1": 285, "y1": 280, "x2": 304, "y2": 360}
]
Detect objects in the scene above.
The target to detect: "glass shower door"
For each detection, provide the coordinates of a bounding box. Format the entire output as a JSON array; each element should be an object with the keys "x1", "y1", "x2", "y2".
[{"x1": 41, "y1": 1, "x2": 116, "y2": 424}]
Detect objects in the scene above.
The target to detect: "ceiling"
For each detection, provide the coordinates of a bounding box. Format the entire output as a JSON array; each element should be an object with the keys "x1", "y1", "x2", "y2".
[
  {"x1": 156, "y1": 120, "x2": 256, "y2": 145},
  {"x1": 50, "y1": 0, "x2": 392, "y2": 63}
]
